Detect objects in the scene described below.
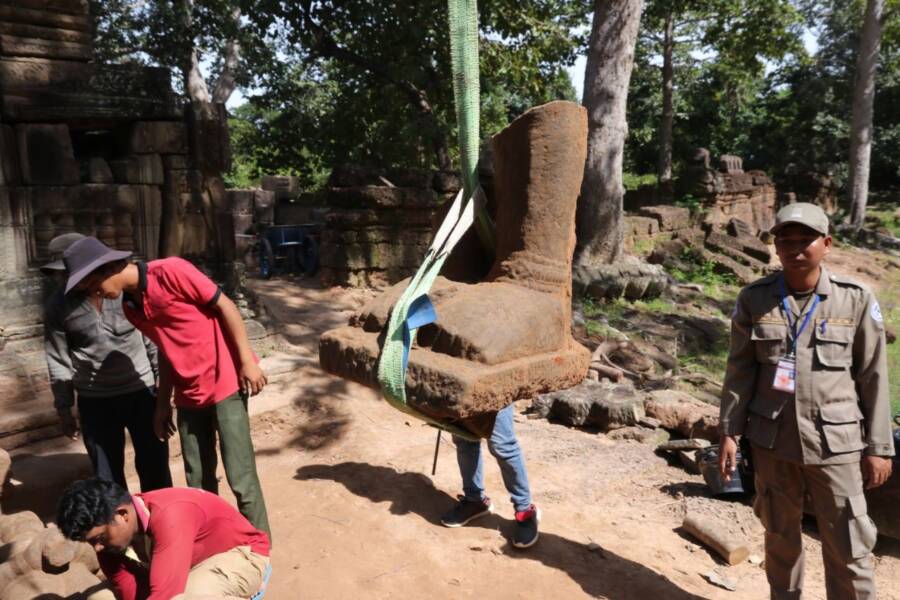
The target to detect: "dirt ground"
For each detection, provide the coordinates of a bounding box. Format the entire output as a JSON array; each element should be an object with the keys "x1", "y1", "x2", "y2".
[
  {"x1": 7, "y1": 244, "x2": 900, "y2": 599},
  {"x1": 242, "y1": 262, "x2": 899, "y2": 600}
]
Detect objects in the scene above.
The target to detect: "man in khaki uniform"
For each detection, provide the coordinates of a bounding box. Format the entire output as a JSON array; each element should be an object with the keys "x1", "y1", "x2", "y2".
[{"x1": 718, "y1": 202, "x2": 894, "y2": 600}]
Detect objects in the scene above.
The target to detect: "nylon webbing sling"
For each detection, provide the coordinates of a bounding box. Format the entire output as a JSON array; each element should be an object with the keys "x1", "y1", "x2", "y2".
[{"x1": 374, "y1": 0, "x2": 493, "y2": 441}]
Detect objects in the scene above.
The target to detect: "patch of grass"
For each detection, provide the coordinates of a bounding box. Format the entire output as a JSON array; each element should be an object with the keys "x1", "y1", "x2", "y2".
[
  {"x1": 678, "y1": 335, "x2": 730, "y2": 381},
  {"x1": 882, "y1": 267, "x2": 900, "y2": 417},
  {"x1": 623, "y1": 172, "x2": 657, "y2": 191},
  {"x1": 867, "y1": 207, "x2": 900, "y2": 238}
]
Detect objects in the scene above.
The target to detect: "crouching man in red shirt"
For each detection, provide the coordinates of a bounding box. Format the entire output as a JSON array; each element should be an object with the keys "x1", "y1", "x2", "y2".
[
  {"x1": 58, "y1": 478, "x2": 271, "y2": 600},
  {"x1": 62, "y1": 237, "x2": 270, "y2": 538}
]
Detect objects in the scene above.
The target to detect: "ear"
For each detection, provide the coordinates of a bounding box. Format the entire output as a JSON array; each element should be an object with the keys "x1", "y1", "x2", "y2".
[
  {"x1": 822, "y1": 235, "x2": 833, "y2": 254},
  {"x1": 115, "y1": 506, "x2": 130, "y2": 524}
]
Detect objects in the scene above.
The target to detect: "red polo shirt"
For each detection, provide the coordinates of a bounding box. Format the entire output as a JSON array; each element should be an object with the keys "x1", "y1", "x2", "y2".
[
  {"x1": 98, "y1": 487, "x2": 270, "y2": 600},
  {"x1": 122, "y1": 258, "x2": 242, "y2": 408}
]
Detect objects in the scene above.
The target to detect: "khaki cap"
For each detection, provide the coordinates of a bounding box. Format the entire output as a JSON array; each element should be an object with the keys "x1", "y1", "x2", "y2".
[{"x1": 771, "y1": 202, "x2": 830, "y2": 236}]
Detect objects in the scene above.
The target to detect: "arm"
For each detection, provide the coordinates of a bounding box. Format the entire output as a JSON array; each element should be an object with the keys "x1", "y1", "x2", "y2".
[
  {"x1": 146, "y1": 503, "x2": 204, "y2": 600},
  {"x1": 718, "y1": 291, "x2": 758, "y2": 479},
  {"x1": 213, "y1": 293, "x2": 267, "y2": 395},
  {"x1": 153, "y1": 354, "x2": 176, "y2": 441},
  {"x1": 98, "y1": 552, "x2": 144, "y2": 600},
  {"x1": 44, "y1": 302, "x2": 78, "y2": 439},
  {"x1": 853, "y1": 291, "x2": 893, "y2": 488},
  {"x1": 142, "y1": 334, "x2": 159, "y2": 382}
]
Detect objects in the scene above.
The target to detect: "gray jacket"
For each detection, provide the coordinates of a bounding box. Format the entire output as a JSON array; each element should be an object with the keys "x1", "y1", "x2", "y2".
[{"x1": 44, "y1": 290, "x2": 157, "y2": 413}]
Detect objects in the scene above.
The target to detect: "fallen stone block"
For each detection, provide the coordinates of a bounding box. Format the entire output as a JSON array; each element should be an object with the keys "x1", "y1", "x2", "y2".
[
  {"x1": 638, "y1": 205, "x2": 691, "y2": 232},
  {"x1": 656, "y1": 438, "x2": 711, "y2": 452},
  {"x1": 697, "y1": 247, "x2": 756, "y2": 285},
  {"x1": 644, "y1": 390, "x2": 719, "y2": 441},
  {"x1": 607, "y1": 425, "x2": 669, "y2": 444},
  {"x1": 683, "y1": 513, "x2": 750, "y2": 566},
  {"x1": 573, "y1": 260, "x2": 668, "y2": 301},
  {"x1": 533, "y1": 380, "x2": 645, "y2": 430},
  {"x1": 705, "y1": 230, "x2": 771, "y2": 264}
]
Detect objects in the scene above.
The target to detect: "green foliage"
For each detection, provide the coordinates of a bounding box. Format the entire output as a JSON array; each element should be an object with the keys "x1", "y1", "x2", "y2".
[
  {"x1": 670, "y1": 248, "x2": 740, "y2": 299},
  {"x1": 238, "y1": 0, "x2": 588, "y2": 176},
  {"x1": 674, "y1": 194, "x2": 702, "y2": 215},
  {"x1": 623, "y1": 172, "x2": 657, "y2": 190},
  {"x1": 626, "y1": 0, "x2": 900, "y2": 193}
]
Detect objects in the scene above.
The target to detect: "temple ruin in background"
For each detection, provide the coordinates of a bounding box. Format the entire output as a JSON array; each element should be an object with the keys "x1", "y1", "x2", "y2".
[{"x1": 0, "y1": 0, "x2": 227, "y2": 447}]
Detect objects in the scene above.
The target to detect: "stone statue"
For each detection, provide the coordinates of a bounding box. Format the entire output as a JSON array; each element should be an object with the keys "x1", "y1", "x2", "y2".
[{"x1": 319, "y1": 101, "x2": 590, "y2": 437}]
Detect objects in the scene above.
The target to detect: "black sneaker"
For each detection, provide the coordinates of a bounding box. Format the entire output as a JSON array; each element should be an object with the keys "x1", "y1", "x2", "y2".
[
  {"x1": 512, "y1": 505, "x2": 540, "y2": 549},
  {"x1": 441, "y1": 495, "x2": 493, "y2": 527}
]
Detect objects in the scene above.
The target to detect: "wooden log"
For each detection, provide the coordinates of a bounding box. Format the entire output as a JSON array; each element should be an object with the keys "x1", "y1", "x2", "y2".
[
  {"x1": 588, "y1": 361, "x2": 624, "y2": 382},
  {"x1": 682, "y1": 513, "x2": 750, "y2": 566}
]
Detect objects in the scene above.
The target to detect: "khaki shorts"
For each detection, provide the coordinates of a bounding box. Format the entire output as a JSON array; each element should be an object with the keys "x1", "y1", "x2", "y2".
[{"x1": 172, "y1": 545, "x2": 269, "y2": 600}]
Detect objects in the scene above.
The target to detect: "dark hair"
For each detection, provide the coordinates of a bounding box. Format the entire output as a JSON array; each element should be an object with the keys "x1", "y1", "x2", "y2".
[{"x1": 56, "y1": 479, "x2": 131, "y2": 541}]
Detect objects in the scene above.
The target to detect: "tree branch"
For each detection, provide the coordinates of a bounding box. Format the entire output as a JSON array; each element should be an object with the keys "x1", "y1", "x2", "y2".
[{"x1": 212, "y1": 4, "x2": 241, "y2": 104}]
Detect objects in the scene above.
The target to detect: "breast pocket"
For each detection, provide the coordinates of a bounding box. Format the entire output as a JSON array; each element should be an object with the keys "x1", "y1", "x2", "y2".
[
  {"x1": 751, "y1": 321, "x2": 787, "y2": 364},
  {"x1": 814, "y1": 319, "x2": 854, "y2": 369}
]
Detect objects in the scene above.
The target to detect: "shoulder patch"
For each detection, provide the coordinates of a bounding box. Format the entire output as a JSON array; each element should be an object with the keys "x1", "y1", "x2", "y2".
[{"x1": 871, "y1": 301, "x2": 883, "y2": 323}]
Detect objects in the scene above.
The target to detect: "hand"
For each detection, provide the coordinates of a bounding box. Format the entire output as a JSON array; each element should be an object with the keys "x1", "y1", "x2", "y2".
[
  {"x1": 239, "y1": 361, "x2": 268, "y2": 396},
  {"x1": 59, "y1": 412, "x2": 79, "y2": 440},
  {"x1": 153, "y1": 404, "x2": 176, "y2": 441},
  {"x1": 718, "y1": 435, "x2": 738, "y2": 482},
  {"x1": 862, "y1": 455, "x2": 893, "y2": 490}
]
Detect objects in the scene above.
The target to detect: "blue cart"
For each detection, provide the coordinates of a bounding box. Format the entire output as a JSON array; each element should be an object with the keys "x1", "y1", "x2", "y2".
[{"x1": 258, "y1": 224, "x2": 320, "y2": 279}]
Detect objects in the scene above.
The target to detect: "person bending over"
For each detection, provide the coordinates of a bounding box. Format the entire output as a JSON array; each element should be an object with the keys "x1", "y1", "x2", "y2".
[{"x1": 57, "y1": 478, "x2": 270, "y2": 600}]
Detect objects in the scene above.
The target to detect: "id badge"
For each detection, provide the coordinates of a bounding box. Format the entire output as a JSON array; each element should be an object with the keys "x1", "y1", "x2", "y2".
[{"x1": 772, "y1": 356, "x2": 796, "y2": 393}]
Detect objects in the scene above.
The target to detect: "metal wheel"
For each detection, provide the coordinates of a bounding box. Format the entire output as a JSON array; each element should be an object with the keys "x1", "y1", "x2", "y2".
[{"x1": 259, "y1": 237, "x2": 276, "y2": 279}]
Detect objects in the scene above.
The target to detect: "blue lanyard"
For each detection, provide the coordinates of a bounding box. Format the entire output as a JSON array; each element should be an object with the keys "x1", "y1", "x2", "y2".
[{"x1": 779, "y1": 276, "x2": 820, "y2": 356}]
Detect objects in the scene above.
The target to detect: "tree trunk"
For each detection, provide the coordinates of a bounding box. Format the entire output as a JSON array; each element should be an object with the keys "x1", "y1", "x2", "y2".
[
  {"x1": 575, "y1": 0, "x2": 644, "y2": 266},
  {"x1": 177, "y1": 0, "x2": 211, "y2": 103},
  {"x1": 848, "y1": 0, "x2": 884, "y2": 229},
  {"x1": 211, "y1": 5, "x2": 241, "y2": 104},
  {"x1": 657, "y1": 10, "x2": 674, "y2": 185}
]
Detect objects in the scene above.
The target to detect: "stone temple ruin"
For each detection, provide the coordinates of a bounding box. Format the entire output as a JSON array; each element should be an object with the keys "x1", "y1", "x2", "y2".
[
  {"x1": 320, "y1": 101, "x2": 590, "y2": 438},
  {"x1": 0, "y1": 0, "x2": 227, "y2": 447}
]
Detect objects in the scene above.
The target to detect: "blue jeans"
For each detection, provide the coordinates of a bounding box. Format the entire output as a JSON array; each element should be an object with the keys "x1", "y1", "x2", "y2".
[{"x1": 453, "y1": 404, "x2": 532, "y2": 512}]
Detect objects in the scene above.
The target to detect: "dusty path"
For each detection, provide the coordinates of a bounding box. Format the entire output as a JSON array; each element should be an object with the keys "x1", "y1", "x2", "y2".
[
  {"x1": 244, "y1": 271, "x2": 900, "y2": 600},
  {"x1": 7, "y1": 251, "x2": 898, "y2": 599}
]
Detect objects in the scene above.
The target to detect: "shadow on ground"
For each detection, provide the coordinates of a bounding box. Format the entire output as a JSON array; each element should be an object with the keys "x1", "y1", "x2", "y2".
[
  {"x1": 5, "y1": 452, "x2": 92, "y2": 520},
  {"x1": 296, "y1": 461, "x2": 707, "y2": 600}
]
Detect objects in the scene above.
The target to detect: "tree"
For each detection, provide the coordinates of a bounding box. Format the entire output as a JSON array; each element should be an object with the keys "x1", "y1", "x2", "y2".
[
  {"x1": 575, "y1": 0, "x2": 644, "y2": 266},
  {"x1": 237, "y1": 1, "x2": 586, "y2": 178},
  {"x1": 848, "y1": 0, "x2": 887, "y2": 227},
  {"x1": 638, "y1": 0, "x2": 802, "y2": 184}
]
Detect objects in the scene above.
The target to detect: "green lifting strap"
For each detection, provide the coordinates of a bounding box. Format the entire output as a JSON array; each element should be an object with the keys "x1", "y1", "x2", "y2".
[
  {"x1": 374, "y1": 0, "x2": 495, "y2": 442},
  {"x1": 448, "y1": 0, "x2": 495, "y2": 254}
]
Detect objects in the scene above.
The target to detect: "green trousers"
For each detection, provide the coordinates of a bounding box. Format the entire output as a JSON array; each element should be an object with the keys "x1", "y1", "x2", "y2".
[{"x1": 177, "y1": 391, "x2": 271, "y2": 541}]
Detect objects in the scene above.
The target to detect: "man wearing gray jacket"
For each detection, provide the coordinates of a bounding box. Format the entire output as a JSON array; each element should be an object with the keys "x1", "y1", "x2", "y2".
[{"x1": 43, "y1": 234, "x2": 171, "y2": 491}]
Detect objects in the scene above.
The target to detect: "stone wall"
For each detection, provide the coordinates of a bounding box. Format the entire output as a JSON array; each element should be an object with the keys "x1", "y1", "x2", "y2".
[
  {"x1": 0, "y1": 2, "x2": 221, "y2": 447},
  {"x1": 318, "y1": 166, "x2": 456, "y2": 287}
]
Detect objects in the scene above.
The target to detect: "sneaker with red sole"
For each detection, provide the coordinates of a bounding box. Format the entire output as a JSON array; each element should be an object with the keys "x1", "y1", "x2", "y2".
[{"x1": 512, "y1": 505, "x2": 540, "y2": 549}]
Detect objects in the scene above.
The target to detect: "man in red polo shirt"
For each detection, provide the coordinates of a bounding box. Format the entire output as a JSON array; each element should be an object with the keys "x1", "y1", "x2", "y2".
[
  {"x1": 62, "y1": 237, "x2": 270, "y2": 538},
  {"x1": 58, "y1": 478, "x2": 270, "y2": 600}
]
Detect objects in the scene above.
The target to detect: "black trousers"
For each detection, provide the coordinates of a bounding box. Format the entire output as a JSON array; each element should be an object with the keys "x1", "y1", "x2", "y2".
[{"x1": 78, "y1": 387, "x2": 172, "y2": 492}]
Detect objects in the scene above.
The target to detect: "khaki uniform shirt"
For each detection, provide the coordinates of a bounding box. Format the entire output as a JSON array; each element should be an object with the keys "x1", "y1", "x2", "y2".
[{"x1": 720, "y1": 267, "x2": 894, "y2": 465}]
